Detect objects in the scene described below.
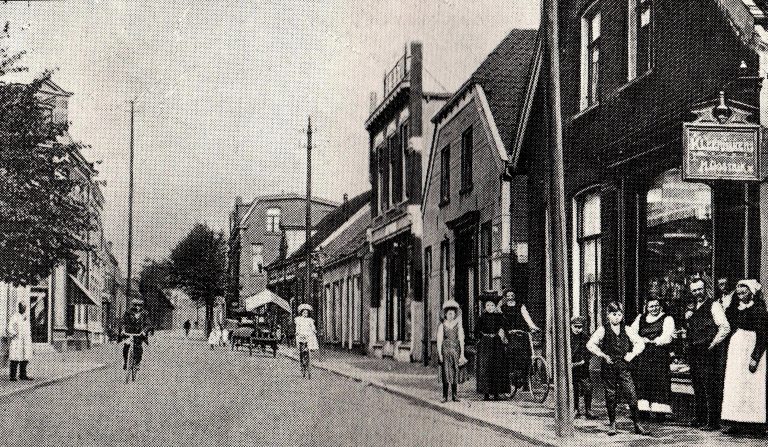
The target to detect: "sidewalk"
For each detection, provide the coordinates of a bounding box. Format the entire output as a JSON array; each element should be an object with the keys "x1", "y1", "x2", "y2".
[
  {"x1": 279, "y1": 346, "x2": 766, "y2": 446},
  {"x1": 0, "y1": 341, "x2": 118, "y2": 399}
]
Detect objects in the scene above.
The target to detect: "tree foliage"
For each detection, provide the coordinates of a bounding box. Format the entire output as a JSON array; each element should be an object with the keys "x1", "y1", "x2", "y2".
[
  {"x1": 0, "y1": 25, "x2": 96, "y2": 287},
  {"x1": 138, "y1": 258, "x2": 170, "y2": 301},
  {"x1": 167, "y1": 223, "x2": 226, "y2": 334}
]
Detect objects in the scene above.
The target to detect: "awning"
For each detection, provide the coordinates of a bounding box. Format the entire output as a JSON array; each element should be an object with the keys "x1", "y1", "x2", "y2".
[
  {"x1": 244, "y1": 289, "x2": 291, "y2": 313},
  {"x1": 67, "y1": 274, "x2": 99, "y2": 305}
]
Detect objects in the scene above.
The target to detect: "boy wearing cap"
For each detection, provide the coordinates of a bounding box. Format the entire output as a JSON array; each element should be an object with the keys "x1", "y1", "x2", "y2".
[{"x1": 571, "y1": 316, "x2": 595, "y2": 419}]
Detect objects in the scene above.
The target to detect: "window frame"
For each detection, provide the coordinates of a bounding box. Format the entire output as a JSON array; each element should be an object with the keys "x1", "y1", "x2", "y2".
[
  {"x1": 460, "y1": 125, "x2": 474, "y2": 194},
  {"x1": 573, "y1": 189, "x2": 602, "y2": 333},
  {"x1": 580, "y1": 3, "x2": 601, "y2": 109},
  {"x1": 265, "y1": 208, "x2": 281, "y2": 233},
  {"x1": 440, "y1": 144, "x2": 451, "y2": 206},
  {"x1": 628, "y1": 0, "x2": 653, "y2": 81},
  {"x1": 251, "y1": 243, "x2": 264, "y2": 275},
  {"x1": 400, "y1": 122, "x2": 410, "y2": 201},
  {"x1": 390, "y1": 131, "x2": 403, "y2": 204}
]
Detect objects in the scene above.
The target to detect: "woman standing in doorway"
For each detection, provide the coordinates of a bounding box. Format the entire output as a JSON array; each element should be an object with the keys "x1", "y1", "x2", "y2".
[
  {"x1": 630, "y1": 297, "x2": 675, "y2": 421},
  {"x1": 721, "y1": 280, "x2": 767, "y2": 437},
  {"x1": 437, "y1": 300, "x2": 466, "y2": 403},
  {"x1": 475, "y1": 297, "x2": 509, "y2": 400}
]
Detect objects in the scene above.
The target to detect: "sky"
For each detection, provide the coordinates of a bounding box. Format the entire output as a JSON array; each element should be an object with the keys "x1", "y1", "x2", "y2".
[{"x1": 2, "y1": 0, "x2": 539, "y2": 274}]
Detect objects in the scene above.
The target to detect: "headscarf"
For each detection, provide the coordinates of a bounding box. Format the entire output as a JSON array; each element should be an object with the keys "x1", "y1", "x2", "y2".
[{"x1": 736, "y1": 279, "x2": 762, "y2": 296}]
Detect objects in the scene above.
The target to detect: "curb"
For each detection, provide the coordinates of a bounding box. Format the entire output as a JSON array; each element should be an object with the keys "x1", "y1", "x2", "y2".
[
  {"x1": 279, "y1": 350, "x2": 556, "y2": 447},
  {"x1": 0, "y1": 362, "x2": 113, "y2": 400}
]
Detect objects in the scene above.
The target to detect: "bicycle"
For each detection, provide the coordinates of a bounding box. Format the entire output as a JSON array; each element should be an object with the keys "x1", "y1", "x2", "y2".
[
  {"x1": 507, "y1": 329, "x2": 550, "y2": 403},
  {"x1": 298, "y1": 340, "x2": 311, "y2": 379},
  {"x1": 123, "y1": 332, "x2": 142, "y2": 384}
]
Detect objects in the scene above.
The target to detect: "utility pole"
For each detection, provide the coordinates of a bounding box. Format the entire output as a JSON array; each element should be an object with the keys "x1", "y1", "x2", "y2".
[
  {"x1": 543, "y1": 0, "x2": 574, "y2": 438},
  {"x1": 304, "y1": 117, "x2": 312, "y2": 307},
  {"x1": 126, "y1": 100, "x2": 135, "y2": 304}
]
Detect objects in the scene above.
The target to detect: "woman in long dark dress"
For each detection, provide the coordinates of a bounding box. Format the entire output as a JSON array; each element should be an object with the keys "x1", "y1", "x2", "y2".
[
  {"x1": 630, "y1": 297, "x2": 675, "y2": 421},
  {"x1": 498, "y1": 290, "x2": 540, "y2": 388},
  {"x1": 475, "y1": 297, "x2": 510, "y2": 400},
  {"x1": 721, "y1": 280, "x2": 767, "y2": 437}
]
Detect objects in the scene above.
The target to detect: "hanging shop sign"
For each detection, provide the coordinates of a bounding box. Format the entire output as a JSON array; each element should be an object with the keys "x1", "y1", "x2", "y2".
[{"x1": 683, "y1": 93, "x2": 767, "y2": 182}]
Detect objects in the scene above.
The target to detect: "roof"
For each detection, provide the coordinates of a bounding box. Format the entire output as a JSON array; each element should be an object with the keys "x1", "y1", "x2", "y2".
[
  {"x1": 238, "y1": 193, "x2": 339, "y2": 228},
  {"x1": 432, "y1": 28, "x2": 538, "y2": 154},
  {"x1": 266, "y1": 190, "x2": 372, "y2": 269},
  {"x1": 320, "y1": 205, "x2": 371, "y2": 267}
]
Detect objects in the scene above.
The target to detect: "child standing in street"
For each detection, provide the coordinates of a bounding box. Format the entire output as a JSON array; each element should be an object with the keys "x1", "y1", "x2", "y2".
[
  {"x1": 437, "y1": 300, "x2": 466, "y2": 403},
  {"x1": 587, "y1": 302, "x2": 649, "y2": 436},
  {"x1": 570, "y1": 316, "x2": 595, "y2": 419}
]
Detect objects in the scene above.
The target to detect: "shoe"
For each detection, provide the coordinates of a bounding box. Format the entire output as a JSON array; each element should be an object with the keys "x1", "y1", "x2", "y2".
[
  {"x1": 690, "y1": 419, "x2": 704, "y2": 428},
  {"x1": 634, "y1": 423, "x2": 649, "y2": 436},
  {"x1": 700, "y1": 424, "x2": 720, "y2": 431},
  {"x1": 122, "y1": 363, "x2": 127, "y2": 370},
  {"x1": 722, "y1": 425, "x2": 742, "y2": 436},
  {"x1": 440, "y1": 397, "x2": 448, "y2": 403},
  {"x1": 575, "y1": 412, "x2": 582, "y2": 419},
  {"x1": 452, "y1": 396, "x2": 460, "y2": 402},
  {"x1": 483, "y1": 394, "x2": 491, "y2": 401},
  {"x1": 9, "y1": 377, "x2": 16, "y2": 382},
  {"x1": 608, "y1": 422, "x2": 617, "y2": 436},
  {"x1": 19, "y1": 376, "x2": 32, "y2": 381},
  {"x1": 585, "y1": 412, "x2": 598, "y2": 420}
]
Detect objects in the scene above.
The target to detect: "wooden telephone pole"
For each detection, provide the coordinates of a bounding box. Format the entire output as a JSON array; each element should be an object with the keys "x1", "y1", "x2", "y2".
[
  {"x1": 304, "y1": 117, "x2": 312, "y2": 307},
  {"x1": 126, "y1": 100, "x2": 135, "y2": 302},
  {"x1": 543, "y1": 0, "x2": 575, "y2": 437}
]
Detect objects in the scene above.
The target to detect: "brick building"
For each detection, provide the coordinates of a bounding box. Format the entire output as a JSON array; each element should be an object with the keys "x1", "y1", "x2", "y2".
[{"x1": 421, "y1": 29, "x2": 539, "y2": 364}]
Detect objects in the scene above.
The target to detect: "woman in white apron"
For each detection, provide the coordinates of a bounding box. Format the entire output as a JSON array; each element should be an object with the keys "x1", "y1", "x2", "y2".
[{"x1": 721, "y1": 280, "x2": 767, "y2": 436}]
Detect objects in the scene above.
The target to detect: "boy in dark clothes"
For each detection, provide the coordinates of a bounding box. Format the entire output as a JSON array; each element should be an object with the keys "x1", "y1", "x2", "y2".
[{"x1": 571, "y1": 316, "x2": 595, "y2": 419}]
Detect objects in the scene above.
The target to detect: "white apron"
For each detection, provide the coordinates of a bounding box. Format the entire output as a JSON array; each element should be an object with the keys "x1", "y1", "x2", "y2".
[
  {"x1": 721, "y1": 329, "x2": 767, "y2": 423},
  {"x1": 8, "y1": 312, "x2": 34, "y2": 362}
]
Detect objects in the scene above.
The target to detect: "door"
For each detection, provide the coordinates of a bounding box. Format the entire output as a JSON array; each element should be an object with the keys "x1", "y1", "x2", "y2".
[
  {"x1": 454, "y1": 224, "x2": 478, "y2": 335},
  {"x1": 29, "y1": 287, "x2": 49, "y2": 343}
]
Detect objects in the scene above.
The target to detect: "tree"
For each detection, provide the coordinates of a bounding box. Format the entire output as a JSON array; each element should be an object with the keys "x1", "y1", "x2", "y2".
[
  {"x1": 0, "y1": 24, "x2": 96, "y2": 287},
  {"x1": 137, "y1": 258, "x2": 171, "y2": 328},
  {"x1": 167, "y1": 224, "x2": 226, "y2": 335}
]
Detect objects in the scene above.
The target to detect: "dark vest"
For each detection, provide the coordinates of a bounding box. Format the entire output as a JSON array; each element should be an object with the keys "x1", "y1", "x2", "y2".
[
  {"x1": 638, "y1": 314, "x2": 665, "y2": 340},
  {"x1": 501, "y1": 302, "x2": 526, "y2": 331},
  {"x1": 687, "y1": 300, "x2": 717, "y2": 347},
  {"x1": 602, "y1": 323, "x2": 631, "y2": 361}
]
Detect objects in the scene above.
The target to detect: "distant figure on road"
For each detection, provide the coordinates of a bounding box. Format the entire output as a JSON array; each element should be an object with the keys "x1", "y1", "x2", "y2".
[
  {"x1": 8, "y1": 302, "x2": 33, "y2": 381},
  {"x1": 294, "y1": 305, "x2": 319, "y2": 351},
  {"x1": 183, "y1": 320, "x2": 191, "y2": 337}
]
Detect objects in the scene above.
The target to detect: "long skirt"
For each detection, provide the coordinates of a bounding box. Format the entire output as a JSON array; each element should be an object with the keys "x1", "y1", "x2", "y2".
[
  {"x1": 441, "y1": 339, "x2": 465, "y2": 385},
  {"x1": 507, "y1": 331, "x2": 531, "y2": 386},
  {"x1": 721, "y1": 329, "x2": 767, "y2": 423},
  {"x1": 633, "y1": 345, "x2": 672, "y2": 413},
  {"x1": 476, "y1": 335, "x2": 510, "y2": 395}
]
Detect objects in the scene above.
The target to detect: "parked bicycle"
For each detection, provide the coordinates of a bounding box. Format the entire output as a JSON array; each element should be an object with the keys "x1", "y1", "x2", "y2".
[{"x1": 508, "y1": 329, "x2": 550, "y2": 403}]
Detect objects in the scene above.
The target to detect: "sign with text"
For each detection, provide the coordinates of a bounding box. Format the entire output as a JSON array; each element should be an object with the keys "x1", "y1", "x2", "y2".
[{"x1": 683, "y1": 124, "x2": 765, "y2": 181}]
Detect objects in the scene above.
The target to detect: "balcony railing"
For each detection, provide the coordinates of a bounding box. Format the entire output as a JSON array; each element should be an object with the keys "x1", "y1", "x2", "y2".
[{"x1": 383, "y1": 48, "x2": 411, "y2": 100}]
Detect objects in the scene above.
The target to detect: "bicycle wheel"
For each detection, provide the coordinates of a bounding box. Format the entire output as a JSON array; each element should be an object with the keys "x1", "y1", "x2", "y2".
[
  {"x1": 306, "y1": 351, "x2": 311, "y2": 379},
  {"x1": 528, "y1": 356, "x2": 550, "y2": 403},
  {"x1": 124, "y1": 344, "x2": 134, "y2": 384}
]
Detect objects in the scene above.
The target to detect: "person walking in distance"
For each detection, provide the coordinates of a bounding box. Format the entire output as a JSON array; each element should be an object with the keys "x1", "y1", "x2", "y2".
[
  {"x1": 183, "y1": 320, "x2": 191, "y2": 338},
  {"x1": 587, "y1": 302, "x2": 648, "y2": 436},
  {"x1": 8, "y1": 302, "x2": 33, "y2": 381},
  {"x1": 685, "y1": 277, "x2": 730, "y2": 431},
  {"x1": 570, "y1": 316, "x2": 595, "y2": 419},
  {"x1": 437, "y1": 300, "x2": 467, "y2": 403}
]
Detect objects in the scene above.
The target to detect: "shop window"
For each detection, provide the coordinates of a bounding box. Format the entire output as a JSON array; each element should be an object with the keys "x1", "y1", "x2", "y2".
[
  {"x1": 628, "y1": 0, "x2": 653, "y2": 80},
  {"x1": 440, "y1": 145, "x2": 451, "y2": 205},
  {"x1": 574, "y1": 189, "x2": 602, "y2": 332},
  {"x1": 480, "y1": 222, "x2": 492, "y2": 291},
  {"x1": 644, "y1": 168, "x2": 711, "y2": 323},
  {"x1": 460, "y1": 126, "x2": 473, "y2": 192},
  {"x1": 580, "y1": 3, "x2": 601, "y2": 109},
  {"x1": 266, "y1": 208, "x2": 281, "y2": 233}
]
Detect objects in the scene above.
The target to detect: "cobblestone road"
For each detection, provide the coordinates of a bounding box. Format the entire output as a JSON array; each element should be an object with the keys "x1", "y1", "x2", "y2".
[{"x1": 0, "y1": 332, "x2": 519, "y2": 447}]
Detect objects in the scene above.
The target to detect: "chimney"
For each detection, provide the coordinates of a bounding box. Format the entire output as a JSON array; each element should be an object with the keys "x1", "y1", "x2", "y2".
[{"x1": 369, "y1": 92, "x2": 378, "y2": 114}]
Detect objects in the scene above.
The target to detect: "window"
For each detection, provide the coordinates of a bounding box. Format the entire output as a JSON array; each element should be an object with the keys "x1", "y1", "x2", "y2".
[
  {"x1": 440, "y1": 145, "x2": 450, "y2": 204},
  {"x1": 390, "y1": 132, "x2": 403, "y2": 203},
  {"x1": 628, "y1": 0, "x2": 653, "y2": 80},
  {"x1": 378, "y1": 143, "x2": 390, "y2": 212},
  {"x1": 251, "y1": 243, "x2": 264, "y2": 275},
  {"x1": 266, "y1": 208, "x2": 281, "y2": 233},
  {"x1": 574, "y1": 190, "x2": 601, "y2": 332},
  {"x1": 424, "y1": 246, "x2": 432, "y2": 309},
  {"x1": 400, "y1": 122, "x2": 409, "y2": 200},
  {"x1": 480, "y1": 222, "x2": 492, "y2": 291},
  {"x1": 581, "y1": 4, "x2": 601, "y2": 108},
  {"x1": 440, "y1": 239, "x2": 451, "y2": 305},
  {"x1": 461, "y1": 126, "x2": 473, "y2": 192}
]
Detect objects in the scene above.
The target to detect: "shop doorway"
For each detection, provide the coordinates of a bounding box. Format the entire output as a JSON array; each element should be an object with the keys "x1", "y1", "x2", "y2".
[
  {"x1": 29, "y1": 287, "x2": 49, "y2": 343},
  {"x1": 454, "y1": 224, "x2": 478, "y2": 335}
]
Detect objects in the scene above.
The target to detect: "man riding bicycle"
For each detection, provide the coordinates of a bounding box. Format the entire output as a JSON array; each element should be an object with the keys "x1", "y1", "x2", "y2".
[{"x1": 121, "y1": 298, "x2": 150, "y2": 370}]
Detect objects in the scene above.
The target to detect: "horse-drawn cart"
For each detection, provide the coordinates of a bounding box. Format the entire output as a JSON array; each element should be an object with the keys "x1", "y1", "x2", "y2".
[{"x1": 230, "y1": 324, "x2": 279, "y2": 357}]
